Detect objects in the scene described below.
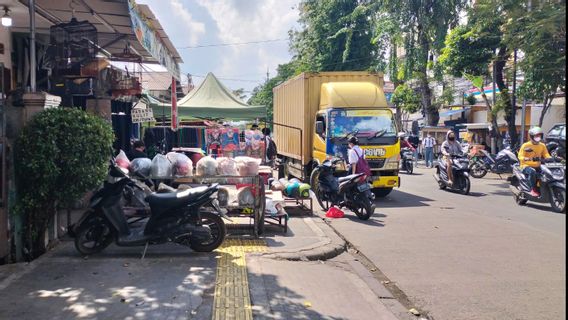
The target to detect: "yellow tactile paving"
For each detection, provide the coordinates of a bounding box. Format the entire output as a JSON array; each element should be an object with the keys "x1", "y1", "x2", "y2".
[{"x1": 212, "y1": 239, "x2": 267, "y2": 320}]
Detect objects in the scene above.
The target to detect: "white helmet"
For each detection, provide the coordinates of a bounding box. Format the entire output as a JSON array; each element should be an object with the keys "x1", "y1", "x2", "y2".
[
  {"x1": 397, "y1": 132, "x2": 406, "y2": 138},
  {"x1": 528, "y1": 127, "x2": 543, "y2": 139}
]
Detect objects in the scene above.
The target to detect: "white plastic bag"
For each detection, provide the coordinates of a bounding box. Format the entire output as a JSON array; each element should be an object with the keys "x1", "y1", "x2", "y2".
[
  {"x1": 129, "y1": 158, "x2": 152, "y2": 177},
  {"x1": 166, "y1": 152, "x2": 193, "y2": 177},
  {"x1": 216, "y1": 157, "x2": 238, "y2": 176},
  {"x1": 237, "y1": 186, "x2": 255, "y2": 206},
  {"x1": 196, "y1": 156, "x2": 218, "y2": 176},
  {"x1": 151, "y1": 154, "x2": 173, "y2": 178},
  {"x1": 116, "y1": 150, "x2": 131, "y2": 169},
  {"x1": 235, "y1": 156, "x2": 260, "y2": 176}
]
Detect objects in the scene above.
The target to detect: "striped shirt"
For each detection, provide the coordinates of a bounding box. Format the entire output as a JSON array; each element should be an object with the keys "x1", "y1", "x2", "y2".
[{"x1": 422, "y1": 136, "x2": 436, "y2": 148}]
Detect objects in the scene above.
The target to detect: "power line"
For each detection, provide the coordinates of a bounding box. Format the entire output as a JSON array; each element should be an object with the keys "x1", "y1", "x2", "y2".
[
  {"x1": 177, "y1": 38, "x2": 288, "y2": 49},
  {"x1": 190, "y1": 74, "x2": 262, "y2": 83}
]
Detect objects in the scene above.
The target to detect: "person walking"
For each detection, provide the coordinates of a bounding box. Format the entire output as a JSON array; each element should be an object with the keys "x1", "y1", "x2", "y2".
[{"x1": 422, "y1": 133, "x2": 436, "y2": 168}]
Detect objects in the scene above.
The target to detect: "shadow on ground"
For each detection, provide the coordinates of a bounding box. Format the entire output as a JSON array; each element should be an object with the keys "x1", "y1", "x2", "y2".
[{"x1": 375, "y1": 190, "x2": 435, "y2": 208}]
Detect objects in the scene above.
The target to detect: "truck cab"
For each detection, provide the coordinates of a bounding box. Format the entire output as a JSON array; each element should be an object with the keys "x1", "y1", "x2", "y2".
[{"x1": 312, "y1": 82, "x2": 400, "y2": 196}]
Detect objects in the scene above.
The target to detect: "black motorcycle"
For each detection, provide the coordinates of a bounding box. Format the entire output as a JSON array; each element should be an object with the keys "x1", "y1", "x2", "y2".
[
  {"x1": 508, "y1": 158, "x2": 566, "y2": 213},
  {"x1": 434, "y1": 154, "x2": 471, "y2": 195},
  {"x1": 469, "y1": 148, "x2": 519, "y2": 178},
  {"x1": 400, "y1": 147, "x2": 414, "y2": 174},
  {"x1": 546, "y1": 141, "x2": 566, "y2": 160},
  {"x1": 70, "y1": 163, "x2": 226, "y2": 255},
  {"x1": 310, "y1": 158, "x2": 375, "y2": 220}
]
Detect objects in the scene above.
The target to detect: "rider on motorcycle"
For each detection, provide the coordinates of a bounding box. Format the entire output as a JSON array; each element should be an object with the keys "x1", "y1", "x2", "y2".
[
  {"x1": 399, "y1": 132, "x2": 416, "y2": 151},
  {"x1": 518, "y1": 127, "x2": 552, "y2": 197},
  {"x1": 441, "y1": 130, "x2": 463, "y2": 186}
]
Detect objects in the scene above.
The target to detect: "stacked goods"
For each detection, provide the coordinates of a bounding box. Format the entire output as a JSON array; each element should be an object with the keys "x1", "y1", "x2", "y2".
[
  {"x1": 196, "y1": 156, "x2": 218, "y2": 176},
  {"x1": 129, "y1": 158, "x2": 152, "y2": 176},
  {"x1": 235, "y1": 156, "x2": 260, "y2": 176},
  {"x1": 166, "y1": 152, "x2": 193, "y2": 177},
  {"x1": 151, "y1": 154, "x2": 173, "y2": 178}
]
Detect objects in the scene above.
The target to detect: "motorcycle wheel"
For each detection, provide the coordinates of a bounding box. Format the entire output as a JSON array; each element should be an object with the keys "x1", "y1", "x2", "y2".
[
  {"x1": 515, "y1": 193, "x2": 528, "y2": 205},
  {"x1": 407, "y1": 162, "x2": 414, "y2": 174},
  {"x1": 459, "y1": 175, "x2": 471, "y2": 195},
  {"x1": 549, "y1": 187, "x2": 566, "y2": 213},
  {"x1": 189, "y1": 211, "x2": 226, "y2": 252},
  {"x1": 469, "y1": 162, "x2": 488, "y2": 178},
  {"x1": 310, "y1": 168, "x2": 331, "y2": 210},
  {"x1": 74, "y1": 217, "x2": 114, "y2": 255},
  {"x1": 354, "y1": 195, "x2": 374, "y2": 220}
]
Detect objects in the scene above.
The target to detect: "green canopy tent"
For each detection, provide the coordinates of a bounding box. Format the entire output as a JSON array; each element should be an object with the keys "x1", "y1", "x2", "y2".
[{"x1": 147, "y1": 72, "x2": 265, "y2": 121}]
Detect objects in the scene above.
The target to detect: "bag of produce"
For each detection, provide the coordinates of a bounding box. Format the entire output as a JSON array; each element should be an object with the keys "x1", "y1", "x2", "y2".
[
  {"x1": 151, "y1": 154, "x2": 173, "y2": 178},
  {"x1": 196, "y1": 156, "x2": 218, "y2": 176},
  {"x1": 235, "y1": 156, "x2": 260, "y2": 176},
  {"x1": 166, "y1": 152, "x2": 193, "y2": 177},
  {"x1": 129, "y1": 158, "x2": 152, "y2": 177},
  {"x1": 116, "y1": 150, "x2": 131, "y2": 169},
  {"x1": 216, "y1": 157, "x2": 238, "y2": 176}
]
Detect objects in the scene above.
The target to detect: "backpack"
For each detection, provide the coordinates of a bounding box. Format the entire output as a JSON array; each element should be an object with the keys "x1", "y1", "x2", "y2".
[
  {"x1": 266, "y1": 136, "x2": 277, "y2": 160},
  {"x1": 354, "y1": 148, "x2": 372, "y2": 177}
]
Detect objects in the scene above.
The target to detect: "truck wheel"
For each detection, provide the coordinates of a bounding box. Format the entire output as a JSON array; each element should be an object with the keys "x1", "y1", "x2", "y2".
[{"x1": 373, "y1": 188, "x2": 393, "y2": 198}]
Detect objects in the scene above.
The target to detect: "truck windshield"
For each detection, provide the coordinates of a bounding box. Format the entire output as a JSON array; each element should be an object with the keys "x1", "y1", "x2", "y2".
[{"x1": 329, "y1": 109, "x2": 396, "y2": 139}]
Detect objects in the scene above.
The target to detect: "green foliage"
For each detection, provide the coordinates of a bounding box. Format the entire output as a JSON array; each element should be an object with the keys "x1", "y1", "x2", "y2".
[
  {"x1": 466, "y1": 94, "x2": 477, "y2": 106},
  {"x1": 439, "y1": 86, "x2": 456, "y2": 106},
  {"x1": 15, "y1": 108, "x2": 114, "y2": 255},
  {"x1": 392, "y1": 84, "x2": 420, "y2": 114},
  {"x1": 290, "y1": 0, "x2": 376, "y2": 72},
  {"x1": 463, "y1": 73, "x2": 484, "y2": 91}
]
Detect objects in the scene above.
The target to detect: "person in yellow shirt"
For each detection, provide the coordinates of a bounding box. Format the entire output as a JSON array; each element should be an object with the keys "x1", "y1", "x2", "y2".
[{"x1": 518, "y1": 127, "x2": 552, "y2": 197}]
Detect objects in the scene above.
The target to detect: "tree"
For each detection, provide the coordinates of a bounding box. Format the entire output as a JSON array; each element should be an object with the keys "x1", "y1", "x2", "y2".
[
  {"x1": 290, "y1": 0, "x2": 377, "y2": 72},
  {"x1": 15, "y1": 108, "x2": 114, "y2": 258},
  {"x1": 232, "y1": 88, "x2": 247, "y2": 101},
  {"x1": 372, "y1": 0, "x2": 467, "y2": 126},
  {"x1": 517, "y1": 1, "x2": 566, "y2": 127},
  {"x1": 392, "y1": 83, "x2": 420, "y2": 129}
]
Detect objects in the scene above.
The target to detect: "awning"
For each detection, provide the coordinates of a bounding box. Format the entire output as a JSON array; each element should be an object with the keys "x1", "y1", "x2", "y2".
[
  {"x1": 11, "y1": 0, "x2": 182, "y2": 78},
  {"x1": 459, "y1": 122, "x2": 508, "y2": 130},
  {"x1": 439, "y1": 107, "x2": 470, "y2": 117}
]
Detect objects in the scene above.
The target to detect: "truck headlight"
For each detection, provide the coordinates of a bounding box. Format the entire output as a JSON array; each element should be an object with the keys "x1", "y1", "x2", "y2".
[{"x1": 383, "y1": 155, "x2": 400, "y2": 170}]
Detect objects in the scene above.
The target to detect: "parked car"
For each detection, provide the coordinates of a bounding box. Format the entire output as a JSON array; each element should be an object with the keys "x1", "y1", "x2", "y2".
[{"x1": 546, "y1": 123, "x2": 566, "y2": 159}]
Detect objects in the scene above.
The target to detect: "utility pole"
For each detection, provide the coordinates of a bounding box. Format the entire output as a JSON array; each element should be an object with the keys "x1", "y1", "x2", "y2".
[
  {"x1": 491, "y1": 60, "x2": 497, "y2": 153},
  {"x1": 266, "y1": 67, "x2": 270, "y2": 83},
  {"x1": 520, "y1": 0, "x2": 532, "y2": 144},
  {"x1": 29, "y1": 0, "x2": 36, "y2": 92}
]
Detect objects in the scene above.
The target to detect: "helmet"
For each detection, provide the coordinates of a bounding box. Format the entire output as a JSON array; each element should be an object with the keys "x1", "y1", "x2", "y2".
[
  {"x1": 348, "y1": 136, "x2": 359, "y2": 145},
  {"x1": 528, "y1": 127, "x2": 543, "y2": 138},
  {"x1": 397, "y1": 132, "x2": 406, "y2": 138}
]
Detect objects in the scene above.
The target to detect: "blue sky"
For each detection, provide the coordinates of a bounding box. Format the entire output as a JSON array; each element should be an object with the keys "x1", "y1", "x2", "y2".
[{"x1": 137, "y1": 0, "x2": 300, "y2": 98}]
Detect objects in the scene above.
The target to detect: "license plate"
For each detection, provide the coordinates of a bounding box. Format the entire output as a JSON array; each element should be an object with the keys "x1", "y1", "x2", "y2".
[
  {"x1": 364, "y1": 148, "x2": 386, "y2": 157},
  {"x1": 357, "y1": 183, "x2": 371, "y2": 192}
]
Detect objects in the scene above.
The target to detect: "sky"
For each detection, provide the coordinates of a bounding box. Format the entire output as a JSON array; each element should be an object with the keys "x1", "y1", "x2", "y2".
[{"x1": 136, "y1": 0, "x2": 301, "y2": 99}]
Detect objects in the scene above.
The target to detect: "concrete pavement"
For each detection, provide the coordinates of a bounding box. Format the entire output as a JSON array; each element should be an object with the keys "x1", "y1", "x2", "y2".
[{"x1": 319, "y1": 166, "x2": 566, "y2": 320}]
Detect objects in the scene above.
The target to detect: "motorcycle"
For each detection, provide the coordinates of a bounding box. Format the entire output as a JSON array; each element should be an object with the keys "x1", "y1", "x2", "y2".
[
  {"x1": 70, "y1": 163, "x2": 226, "y2": 255},
  {"x1": 546, "y1": 141, "x2": 566, "y2": 160},
  {"x1": 469, "y1": 148, "x2": 519, "y2": 178},
  {"x1": 508, "y1": 158, "x2": 566, "y2": 213},
  {"x1": 434, "y1": 154, "x2": 472, "y2": 195},
  {"x1": 400, "y1": 147, "x2": 414, "y2": 174},
  {"x1": 310, "y1": 158, "x2": 375, "y2": 220}
]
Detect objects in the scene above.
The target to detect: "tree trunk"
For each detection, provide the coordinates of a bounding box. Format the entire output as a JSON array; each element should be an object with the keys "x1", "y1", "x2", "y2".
[
  {"x1": 495, "y1": 46, "x2": 515, "y2": 146},
  {"x1": 417, "y1": 31, "x2": 438, "y2": 126},
  {"x1": 538, "y1": 94, "x2": 553, "y2": 127}
]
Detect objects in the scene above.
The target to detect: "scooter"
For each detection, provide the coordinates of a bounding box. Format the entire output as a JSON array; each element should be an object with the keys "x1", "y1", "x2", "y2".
[
  {"x1": 400, "y1": 147, "x2": 414, "y2": 174},
  {"x1": 546, "y1": 141, "x2": 566, "y2": 160},
  {"x1": 310, "y1": 158, "x2": 375, "y2": 220},
  {"x1": 434, "y1": 154, "x2": 471, "y2": 195},
  {"x1": 469, "y1": 148, "x2": 519, "y2": 178},
  {"x1": 70, "y1": 163, "x2": 226, "y2": 256},
  {"x1": 508, "y1": 158, "x2": 566, "y2": 213}
]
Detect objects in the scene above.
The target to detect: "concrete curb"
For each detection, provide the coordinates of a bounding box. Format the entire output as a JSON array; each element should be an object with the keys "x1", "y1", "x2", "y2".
[{"x1": 260, "y1": 217, "x2": 347, "y2": 261}]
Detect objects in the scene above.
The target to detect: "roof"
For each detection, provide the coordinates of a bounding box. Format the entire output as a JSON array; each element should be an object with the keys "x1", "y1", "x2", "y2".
[
  {"x1": 8, "y1": 0, "x2": 182, "y2": 77},
  {"x1": 319, "y1": 82, "x2": 388, "y2": 109},
  {"x1": 148, "y1": 73, "x2": 266, "y2": 120}
]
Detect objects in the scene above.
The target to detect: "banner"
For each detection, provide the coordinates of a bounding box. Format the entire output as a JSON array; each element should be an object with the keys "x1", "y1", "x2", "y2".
[{"x1": 128, "y1": 0, "x2": 180, "y2": 79}]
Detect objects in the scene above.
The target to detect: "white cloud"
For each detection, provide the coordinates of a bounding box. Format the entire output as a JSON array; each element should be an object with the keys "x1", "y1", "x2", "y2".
[{"x1": 170, "y1": 0, "x2": 206, "y2": 46}]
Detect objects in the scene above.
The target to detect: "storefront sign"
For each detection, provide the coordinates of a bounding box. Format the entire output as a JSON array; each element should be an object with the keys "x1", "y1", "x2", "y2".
[
  {"x1": 131, "y1": 108, "x2": 155, "y2": 123},
  {"x1": 128, "y1": 0, "x2": 180, "y2": 79}
]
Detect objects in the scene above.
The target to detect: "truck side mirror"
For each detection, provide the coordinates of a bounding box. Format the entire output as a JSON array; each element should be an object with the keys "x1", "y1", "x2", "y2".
[{"x1": 315, "y1": 121, "x2": 324, "y2": 135}]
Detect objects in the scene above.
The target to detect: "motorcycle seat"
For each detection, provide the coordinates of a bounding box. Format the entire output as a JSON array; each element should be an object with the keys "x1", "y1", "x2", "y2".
[
  {"x1": 146, "y1": 186, "x2": 212, "y2": 208},
  {"x1": 338, "y1": 173, "x2": 364, "y2": 183}
]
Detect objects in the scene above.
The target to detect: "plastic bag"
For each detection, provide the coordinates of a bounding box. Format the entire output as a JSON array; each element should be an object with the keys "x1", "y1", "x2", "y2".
[
  {"x1": 129, "y1": 158, "x2": 152, "y2": 177},
  {"x1": 151, "y1": 154, "x2": 173, "y2": 178},
  {"x1": 116, "y1": 150, "x2": 131, "y2": 169},
  {"x1": 217, "y1": 186, "x2": 229, "y2": 207},
  {"x1": 237, "y1": 186, "x2": 255, "y2": 206},
  {"x1": 216, "y1": 157, "x2": 239, "y2": 176},
  {"x1": 196, "y1": 156, "x2": 218, "y2": 176},
  {"x1": 166, "y1": 152, "x2": 193, "y2": 177},
  {"x1": 235, "y1": 156, "x2": 260, "y2": 176}
]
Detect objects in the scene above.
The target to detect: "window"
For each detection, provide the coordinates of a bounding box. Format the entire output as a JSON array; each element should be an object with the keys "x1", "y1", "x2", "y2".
[{"x1": 316, "y1": 114, "x2": 326, "y2": 140}]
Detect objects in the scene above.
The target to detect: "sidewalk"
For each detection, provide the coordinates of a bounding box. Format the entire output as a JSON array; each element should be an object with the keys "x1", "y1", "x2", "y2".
[{"x1": 0, "y1": 209, "x2": 409, "y2": 320}]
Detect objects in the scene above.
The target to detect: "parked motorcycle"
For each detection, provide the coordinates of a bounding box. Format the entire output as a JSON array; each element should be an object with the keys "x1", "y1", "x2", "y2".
[
  {"x1": 546, "y1": 141, "x2": 566, "y2": 160},
  {"x1": 70, "y1": 163, "x2": 226, "y2": 255},
  {"x1": 469, "y1": 148, "x2": 519, "y2": 178},
  {"x1": 434, "y1": 154, "x2": 471, "y2": 195},
  {"x1": 508, "y1": 158, "x2": 566, "y2": 213},
  {"x1": 400, "y1": 147, "x2": 414, "y2": 174},
  {"x1": 310, "y1": 158, "x2": 375, "y2": 220}
]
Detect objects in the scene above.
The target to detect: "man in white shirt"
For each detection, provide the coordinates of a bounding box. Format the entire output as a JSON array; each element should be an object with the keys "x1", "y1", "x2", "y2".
[
  {"x1": 348, "y1": 136, "x2": 363, "y2": 174},
  {"x1": 422, "y1": 133, "x2": 436, "y2": 168}
]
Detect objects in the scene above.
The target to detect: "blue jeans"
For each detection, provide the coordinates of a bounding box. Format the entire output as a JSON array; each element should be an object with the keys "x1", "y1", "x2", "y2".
[
  {"x1": 424, "y1": 147, "x2": 434, "y2": 167},
  {"x1": 522, "y1": 167, "x2": 538, "y2": 190}
]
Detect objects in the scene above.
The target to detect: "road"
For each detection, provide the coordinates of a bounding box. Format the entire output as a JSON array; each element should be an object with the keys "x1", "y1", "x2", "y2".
[{"x1": 326, "y1": 166, "x2": 566, "y2": 320}]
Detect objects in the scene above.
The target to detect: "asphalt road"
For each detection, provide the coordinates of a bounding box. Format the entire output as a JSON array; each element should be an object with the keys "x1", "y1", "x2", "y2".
[{"x1": 326, "y1": 166, "x2": 566, "y2": 320}]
